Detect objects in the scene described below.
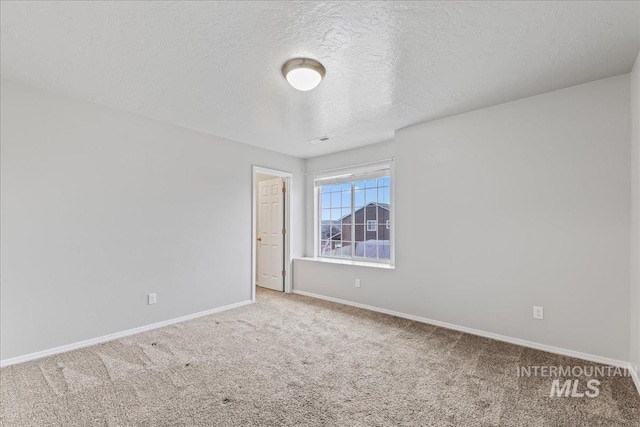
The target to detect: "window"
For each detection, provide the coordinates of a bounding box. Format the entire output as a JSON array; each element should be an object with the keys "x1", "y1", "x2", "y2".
[{"x1": 316, "y1": 164, "x2": 391, "y2": 263}]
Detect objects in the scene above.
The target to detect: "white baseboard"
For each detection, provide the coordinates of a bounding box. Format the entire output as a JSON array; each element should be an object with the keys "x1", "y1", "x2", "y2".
[
  {"x1": 631, "y1": 364, "x2": 640, "y2": 396},
  {"x1": 0, "y1": 299, "x2": 253, "y2": 368},
  {"x1": 292, "y1": 290, "x2": 634, "y2": 372}
]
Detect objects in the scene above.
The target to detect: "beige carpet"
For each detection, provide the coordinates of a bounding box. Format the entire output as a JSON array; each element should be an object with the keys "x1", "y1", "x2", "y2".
[{"x1": 1, "y1": 288, "x2": 639, "y2": 426}]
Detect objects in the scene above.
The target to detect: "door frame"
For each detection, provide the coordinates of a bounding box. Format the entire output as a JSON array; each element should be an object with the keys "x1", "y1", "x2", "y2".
[{"x1": 251, "y1": 165, "x2": 292, "y2": 302}]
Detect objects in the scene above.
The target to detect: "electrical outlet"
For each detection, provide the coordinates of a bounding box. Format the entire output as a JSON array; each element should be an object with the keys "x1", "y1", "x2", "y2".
[
  {"x1": 355, "y1": 279, "x2": 361, "y2": 288},
  {"x1": 533, "y1": 306, "x2": 543, "y2": 320},
  {"x1": 148, "y1": 293, "x2": 157, "y2": 305}
]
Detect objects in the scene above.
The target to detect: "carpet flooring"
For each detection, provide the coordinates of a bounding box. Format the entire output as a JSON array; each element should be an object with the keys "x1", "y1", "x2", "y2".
[{"x1": 1, "y1": 288, "x2": 639, "y2": 426}]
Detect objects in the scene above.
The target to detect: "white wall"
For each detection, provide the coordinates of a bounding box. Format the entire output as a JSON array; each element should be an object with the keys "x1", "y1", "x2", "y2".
[
  {"x1": 0, "y1": 80, "x2": 305, "y2": 361},
  {"x1": 296, "y1": 75, "x2": 631, "y2": 362},
  {"x1": 631, "y1": 52, "x2": 640, "y2": 377}
]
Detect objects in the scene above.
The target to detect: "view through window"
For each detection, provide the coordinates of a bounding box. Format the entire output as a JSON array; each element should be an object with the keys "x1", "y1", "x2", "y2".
[{"x1": 317, "y1": 167, "x2": 391, "y2": 262}]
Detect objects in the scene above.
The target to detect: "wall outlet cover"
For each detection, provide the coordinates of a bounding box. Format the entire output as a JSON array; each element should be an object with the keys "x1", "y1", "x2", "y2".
[
  {"x1": 148, "y1": 293, "x2": 157, "y2": 305},
  {"x1": 533, "y1": 306, "x2": 543, "y2": 320}
]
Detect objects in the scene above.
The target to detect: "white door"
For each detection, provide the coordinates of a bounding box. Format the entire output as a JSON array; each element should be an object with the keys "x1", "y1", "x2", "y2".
[{"x1": 257, "y1": 177, "x2": 285, "y2": 291}]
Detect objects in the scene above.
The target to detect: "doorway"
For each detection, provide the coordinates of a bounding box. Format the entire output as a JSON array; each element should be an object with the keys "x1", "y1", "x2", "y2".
[{"x1": 251, "y1": 166, "x2": 292, "y2": 302}]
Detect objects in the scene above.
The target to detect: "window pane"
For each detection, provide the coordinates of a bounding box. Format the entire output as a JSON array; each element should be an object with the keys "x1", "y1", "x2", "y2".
[
  {"x1": 354, "y1": 225, "x2": 364, "y2": 242},
  {"x1": 339, "y1": 241, "x2": 352, "y2": 257},
  {"x1": 365, "y1": 188, "x2": 377, "y2": 204},
  {"x1": 331, "y1": 192, "x2": 341, "y2": 208},
  {"x1": 365, "y1": 205, "x2": 377, "y2": 222},
  {"x1": 321, "y1": 192, "x2": 330, "y2": 209},
  {"x1": 354, "y1": 207, "x2": 364, "y2": 225},
  {"x1": 379, "y1": 224, "x2": 390, "y2": 241},
  {"x1": 318, "y1": 172, "x2": 390, "y2": 263},
  {"x1": 378, "y1": 240, "x2": 390, "y2": 260},
  {"x1": 341, "y1": 191, "x2": 351, "y2": 207},
  {"x1": 342, "y1": 213, "x2": 353, "y2": 226},
  {"x1": 341, "y1": 223, "x2": 352, "y2": 242},
  {"x1": 354, "y1": 190, "x2": 365, "y2": 209},
  {"x1": 354, "y1": 240, "x2": 389, "y2": 260},
  {"x1": 378, "y1": 187, "x2": 390, "y2": 204},
  {"x1": 321, "y1": 222, "x2": 339, "y2": 240},
  {"x1": 355, "y1": 237, "x2": 379, "y2": 259},
  {"x1": 365, "y1": 220, "x2": 376, "y2": 241}
]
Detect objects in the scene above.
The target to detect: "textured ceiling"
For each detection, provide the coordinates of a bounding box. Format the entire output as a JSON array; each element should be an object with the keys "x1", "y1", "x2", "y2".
[{"x1": 1, "y1": 1, "x2": 639, "y2": 158}]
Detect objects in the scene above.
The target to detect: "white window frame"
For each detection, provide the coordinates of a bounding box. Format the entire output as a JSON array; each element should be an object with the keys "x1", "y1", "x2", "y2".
[
  {"x1": 366, "y1": 220, "x2": 377, "y2": 231},
  {"x1": 313, "y1": 161, "x2": 394, "y2": 266}
]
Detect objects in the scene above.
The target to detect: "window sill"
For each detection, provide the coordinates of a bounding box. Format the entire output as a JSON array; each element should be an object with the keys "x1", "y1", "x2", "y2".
[{"x1": 297, "y1": 257, "x2": 395, "y2": 269}]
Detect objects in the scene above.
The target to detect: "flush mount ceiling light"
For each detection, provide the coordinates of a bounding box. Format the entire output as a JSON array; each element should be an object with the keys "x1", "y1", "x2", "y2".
[{"x1": 281, "y1": 58, "x2": 326, "y2": 91}]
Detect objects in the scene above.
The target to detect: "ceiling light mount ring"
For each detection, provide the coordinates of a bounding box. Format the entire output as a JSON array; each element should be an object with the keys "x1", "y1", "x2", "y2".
[{"x1": 282, "y1": 58, "x2": 326, "y2": 91}]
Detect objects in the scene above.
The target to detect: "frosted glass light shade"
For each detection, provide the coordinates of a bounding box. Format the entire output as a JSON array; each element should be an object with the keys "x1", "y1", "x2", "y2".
[{"x1": 282, "y1": 58, "x2": 325, "y2": 91}]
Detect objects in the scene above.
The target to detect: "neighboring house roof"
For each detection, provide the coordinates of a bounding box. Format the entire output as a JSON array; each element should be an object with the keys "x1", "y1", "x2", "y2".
[
  {"x1": 340, "y1": 202, "x2": 389, "y2": 221},
  {"x1": 369, "y1": 202, "x2": 390, "y2": 210}
]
